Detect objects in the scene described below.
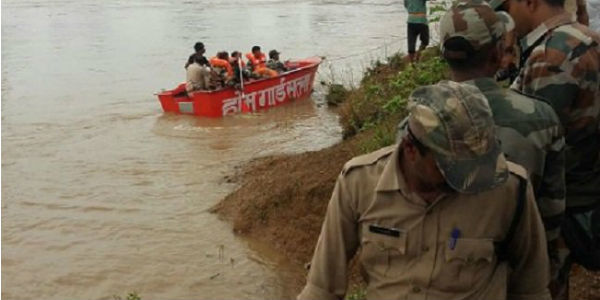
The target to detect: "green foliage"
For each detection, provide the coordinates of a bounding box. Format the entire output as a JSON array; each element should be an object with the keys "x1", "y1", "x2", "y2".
[
  {"x1": 428, "y1": 1, "x2": 452, "y2": 23},
  {"x1": 365, "y1": 84, "x2": 382, "y2": 98},
  {"x1": 345, "y1": 286, "x2": 366, "y2": 300},
  {"x1": 337, "y1": 48, "x2": 449, "y2": 151},
  {"x1": 359, "y1": 124, "x2": 396, "y2": 154},
  {"x1": 113, "y1": 292, "x2": 141, "y2": 300},
  {"x1": 326, "y1": 84, "x2": 350, "y2": 106},
  {"x1": 383, "y1": 56, "x2": 449, "y2": 114}
]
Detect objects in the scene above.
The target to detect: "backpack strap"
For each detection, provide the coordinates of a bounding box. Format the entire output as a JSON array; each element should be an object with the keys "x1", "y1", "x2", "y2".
[{"x1": 494, "y1": 176, "x2": 527, "y2": 267}]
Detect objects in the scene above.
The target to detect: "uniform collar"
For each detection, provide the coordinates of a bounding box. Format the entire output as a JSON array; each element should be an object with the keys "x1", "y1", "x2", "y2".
[
  {"x1": 520, "y1": 12, "x2": 575, "y2": 51},
  {"x1": 375, "y1": 144, "x2": 409, "y2": 193},
  {"x1": 464, "y1": 77, "x2": 502, "y2": 94},
  {"x1": 375, "y1": 144, "x2": 454, "y2": 205}
]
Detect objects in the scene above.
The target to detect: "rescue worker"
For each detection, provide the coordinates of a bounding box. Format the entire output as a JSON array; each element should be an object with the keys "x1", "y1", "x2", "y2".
[
  {"x1": 209, "y1": 51, "x2": 234, "y2": 89},
  {"x1": 229, "y1": 51, "x2": 250, "y2": 87},
  {"x1": 297, "y1": 81, "x2": 551, "y2": 300},
  {"x1": 404, "y1": 0, "x2": 429, "y2": 63},
  {"x1": 185, "y1": 54, "x2": 211, "y2": 93},
  {"x1": 246, "y1": 46, "x2": 277, "y2": 78},
  {"x1": 440, "y1": 0, "x2": 566, "y2": 284},
  {"x1": 246, "y1": 45, "x2": 266, "y2": 71},
  {"x1": 266, "y1": 49, "x2": 289, "y2": 73},
  {"x1": 503, "y1": 0, "x2": 600, "y2": 295},
  {"x1": 185, "y1": 41, "x2": 209, "y2": 69},
  {"x1": 230, "y1": 51, "x2": 245, "y2": 68}
]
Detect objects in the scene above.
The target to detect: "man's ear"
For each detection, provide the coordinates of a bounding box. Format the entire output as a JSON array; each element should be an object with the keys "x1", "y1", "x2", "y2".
[
  {"x1": 488, "y1": 42, "x2": 504, "y2": 70},
  {"x1": 525, "y1": 0, "x2": 538, "y2": 13}
]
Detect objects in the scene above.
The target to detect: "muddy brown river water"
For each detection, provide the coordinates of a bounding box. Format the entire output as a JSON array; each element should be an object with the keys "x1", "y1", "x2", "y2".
[{"x1": 2, "y1": 0, "x2": 409, "y2": 299}]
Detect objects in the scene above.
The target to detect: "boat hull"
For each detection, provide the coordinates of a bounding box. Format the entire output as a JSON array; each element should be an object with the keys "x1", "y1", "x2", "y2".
[{"x1": 157, "y1": 57, "x2": 321, "y2": 117}]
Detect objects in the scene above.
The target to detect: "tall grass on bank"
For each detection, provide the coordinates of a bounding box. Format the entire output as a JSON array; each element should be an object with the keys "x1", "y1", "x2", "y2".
[{"x1": 330, "y1": 48, "x2": 449, "y2": 153}]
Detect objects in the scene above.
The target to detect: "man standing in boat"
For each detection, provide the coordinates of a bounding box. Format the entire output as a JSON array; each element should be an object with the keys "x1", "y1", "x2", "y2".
[
  {"x1": 404, "y1": 0, "x2": 429, "y2": 63},
  {"x1": 185, "y1": 42, "x2": 209, "y2": 69},
  {"x1": 185, "y1": 42, "x2": 211, "y2": 93}
]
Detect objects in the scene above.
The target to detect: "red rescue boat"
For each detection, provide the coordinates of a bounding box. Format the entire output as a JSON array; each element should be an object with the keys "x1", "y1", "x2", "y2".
[{"x1": 157, "y1": 57, "x2": 322, "y2": 117}]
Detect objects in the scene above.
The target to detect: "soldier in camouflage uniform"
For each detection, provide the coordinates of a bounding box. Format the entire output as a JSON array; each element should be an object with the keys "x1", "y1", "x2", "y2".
[
  {"x1": 298, "y1": 81, "x2": 551, "y2": 300},
  {"x1": 439, "y1": 0, "x2": 566, "y2": 270},
  {"x1": 502, "y1": 0, "x2": 600, "y2": 296},
  {"x1": 505, "y1": 0, "x2": 600, "y2": 207}
]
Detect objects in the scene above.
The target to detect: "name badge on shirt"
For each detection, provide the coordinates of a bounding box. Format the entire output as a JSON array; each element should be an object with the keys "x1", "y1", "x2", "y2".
[{"x1": 369, "y1": 224, "x2": 401, "y2": 238}]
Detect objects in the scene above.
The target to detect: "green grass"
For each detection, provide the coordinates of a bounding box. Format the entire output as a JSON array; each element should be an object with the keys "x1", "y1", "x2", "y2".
[
  {"x1": 325, "y1": 48, "x2": 448, "y2": 153},
  {"x1": 346, "y1": 285, "x2": 366, "y2": 300},
  {"x1": 113, "y1": 292, "x2": 141, "y2": 300},
  {"x1": 332, "y1": 48, "x2": 449, "y2": 145}
]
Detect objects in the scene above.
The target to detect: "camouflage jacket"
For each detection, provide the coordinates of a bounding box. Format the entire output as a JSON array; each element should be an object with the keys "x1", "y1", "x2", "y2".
[
  {"x1": 511, "y1": 12, "x2": 600, "y2": 208},
  {"x1": 468, "y1": 77, "x2": 566, "y2": 241},
  {"x1": 266, "y1": 59, "x2": 287, "y2": 73}
]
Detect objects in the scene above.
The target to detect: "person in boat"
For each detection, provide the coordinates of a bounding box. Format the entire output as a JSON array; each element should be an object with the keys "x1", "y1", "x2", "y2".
[
  {"x1": 246, "y1": 46, "x2": 278, "y2": 78},
  {"x1": 209, "y1": 51, "x2": 234, "y2": 89},
  {"x1": 185, "y1": 53, "x2": 211, "y2": 93},
  {"x1": 230, "y1": 51, "x2": 245, "y2": 68},
  {"x1": 266, "y1": 49, "x2": 289, "y2": 73},
  {"x1": 185, "y1": 42, "x2": 209, "y2": 69},
  {"x1": 230, "y1": 51, "x2": 251, "y2": 85}
]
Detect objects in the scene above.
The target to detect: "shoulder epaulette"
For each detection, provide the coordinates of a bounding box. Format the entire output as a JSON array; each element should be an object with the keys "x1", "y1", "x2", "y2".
[
  {"x1": 341, "y1": 145, "x2": 397, "y2": 176},
  {"x1": 506, "y1": 161, "x2": 529, "y2": 181},
  {"x1": 510, "y1": 88, "x2": 547, "y2": 101}
]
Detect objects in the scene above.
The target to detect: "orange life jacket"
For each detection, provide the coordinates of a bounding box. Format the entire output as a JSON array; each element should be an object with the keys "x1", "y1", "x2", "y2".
[
  {"x1": 209, "y1": 57, "x2": 233, "y2": 77},
  {"x1": 255, "y1": 67, "x2": 278, "y2": 78},
  {"x1": 245, "y1": 52, "x2": 266, "y2": 70}
]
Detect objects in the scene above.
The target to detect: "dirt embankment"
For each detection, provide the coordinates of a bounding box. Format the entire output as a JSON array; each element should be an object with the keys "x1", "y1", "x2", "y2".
[{"x1": 211, "y1": 138, "x2": 360, "y2": 266}]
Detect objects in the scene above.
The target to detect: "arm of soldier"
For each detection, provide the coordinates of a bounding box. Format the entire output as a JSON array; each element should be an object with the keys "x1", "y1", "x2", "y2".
[
  {"x1": 507, "y1": 178, "x2": 552, "y2": 300},
  {"x1": 538, "y1": 123, "x2": 566, "y2": 243},
  {"x1": 519, "y1": 44, "x2": 600, "y2": 149},
  {"x1": 297, "y1": 173, "x2": 360, "y2": 300},
  {"x1": 518, "y1": 51, "x2": 578, "y2": 127}
]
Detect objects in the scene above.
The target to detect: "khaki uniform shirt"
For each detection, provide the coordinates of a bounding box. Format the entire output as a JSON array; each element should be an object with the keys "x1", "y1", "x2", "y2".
[
  {"x1": 185, "y1": 62, "x2": 210, "y2": 92},
  {"x1": 298, "y1": 145, "x2": 551, "y2": 300}
]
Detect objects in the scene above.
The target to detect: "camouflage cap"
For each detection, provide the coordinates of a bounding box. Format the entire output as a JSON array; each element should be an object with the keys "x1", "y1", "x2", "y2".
[
  {"x1": 487, "y1": 0, "x2": 506, "y2": 9},
  {"x1": 440, "y1": 0, "x2": 514, "y2": 59},
  {"x1": 400, "y1": 80, "x2": 508, "y2": 194}
]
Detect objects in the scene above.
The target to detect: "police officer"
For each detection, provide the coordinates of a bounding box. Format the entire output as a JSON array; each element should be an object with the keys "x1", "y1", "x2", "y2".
[
  {"x1": 297, "y1": 81, "x2": 551, "y2": 300},
  {"x1": 439, "y1": 0, "x2": 566, "y2": 277}
]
